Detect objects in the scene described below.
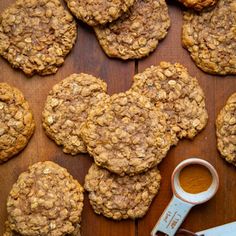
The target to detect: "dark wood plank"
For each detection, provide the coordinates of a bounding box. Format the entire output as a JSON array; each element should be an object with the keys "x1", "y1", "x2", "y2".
[
  {"x1": 137, "y1": 2, "x2": 236, "y2": 236},
  {"x1": 0, "y1": 1, "x2": 135, "y2": 235}
]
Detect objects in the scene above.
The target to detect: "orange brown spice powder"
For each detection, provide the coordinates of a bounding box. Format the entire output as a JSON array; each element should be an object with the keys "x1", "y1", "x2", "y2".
[{"x1": 179, "y1": 164, "x2": 213, "y2": 194}]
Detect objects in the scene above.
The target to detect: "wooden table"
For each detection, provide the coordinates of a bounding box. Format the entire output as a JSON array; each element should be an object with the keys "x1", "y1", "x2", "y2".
[{"x1": 0, "y1": 0, "x2": 235, "y2": 235}]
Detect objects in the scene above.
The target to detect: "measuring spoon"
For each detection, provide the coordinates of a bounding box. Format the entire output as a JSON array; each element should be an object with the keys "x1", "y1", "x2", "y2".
[{"x1": 151, "y1": 158, "x2": 219, "y2": 236}]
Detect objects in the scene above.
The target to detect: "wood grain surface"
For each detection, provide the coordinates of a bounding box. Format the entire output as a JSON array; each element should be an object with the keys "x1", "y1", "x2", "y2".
[{"x1": 0, "y1": 0, "x2": 235, "y2": 235}]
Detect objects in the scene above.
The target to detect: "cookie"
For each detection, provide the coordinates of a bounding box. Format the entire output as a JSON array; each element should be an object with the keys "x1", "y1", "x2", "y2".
[
  {"x1": 81, "y1": 91, "x2": 171, "y2": 176},
  {"x1": 3, "y1": 224, "x2": 81, "y2": 236},
  {"x1": 65, "y1": 0, "x2": 135, "y2": 26},
  {"x1": 3, "y1": 221, "x2": 20, "y2": 236},
  {"x1": 178, "y1": 0, "x2": 218, "y2": 11},
  {"x1": 131, "y1": 62, "x2": 208, "y2": 143},
  {"x1": 84, "y1": 164, "x2": 161, "y2": 220},
  {"x1": 94, "y1": 0, "x2": 170, "y2": 60},
  {"x1": 0, "y1": 83, "x2": 35, "y2": 163},
  {"x1": 42, "y1": 73, "x2": 108, "y2": 155},
  {"x1": 0, "y1": 0, "x2": 77, "y2": 76},
  {"x1": 6, "y1": 161, "x2": 84, "y2": 235},
  {"x1": 216, "y1": 93, "x2": 236, "y2": 166},
  {"x1": 182, "y1": 0, "x2": 236, "y2": 75}
]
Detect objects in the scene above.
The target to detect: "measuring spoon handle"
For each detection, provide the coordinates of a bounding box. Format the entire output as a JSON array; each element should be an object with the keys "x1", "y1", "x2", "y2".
[{"x1": 151, "y1": 195, "x2": 194, "y2": 236}]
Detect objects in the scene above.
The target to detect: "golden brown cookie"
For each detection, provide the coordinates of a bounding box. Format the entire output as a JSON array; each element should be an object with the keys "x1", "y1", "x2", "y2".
[
  {"x1": 6, "y1": 161, "x2": 84, "y2": 236},
  {"x1": 4, "y1": 222, "x2": 81, "y2": 236},
  {"x1": 94, "y1": 0, "x2": 170, "y2": 60},
  {"x1": 178, "y1": 0, "x2": 218, "y2": 11},
  {"x1": 84, "y1": 164, "x2": 161, "y2": 220},
  {"x1": 0, "y1": 83, "x2": 35, "y2": 163},
  {"x1": 81, "y1": 91, "x2": 171, "y2": 176},
  {"x1": 42, "y1": 73, "x2": 108, "y2": 155},
  {"x1": 216, "y1": 93, "x2": 236, "y2": 166},
  {"x1": 65, "y1": 0, "x2": 135, "y2": 26},
  {"x1": 3, "y1": 221, "x2": 20, "y2": 236},
  {"x1": 0, "y1": 0, "x2": 77, "y2": 76},
  {"x1": 182, "y1": 0, "x2": 236, "y2": 75},
  {"x1": 131, "y1": 62, "x2": 208, "y2": 143}
]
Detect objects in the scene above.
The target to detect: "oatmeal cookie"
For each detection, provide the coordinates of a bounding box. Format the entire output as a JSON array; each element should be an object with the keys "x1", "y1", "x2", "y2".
[
  {"x1": 94, "y1": 0, "x2": 170, "y2": 60},
  {"x1": 0, "y1": 0, "x2": 77, "y2": 76},
  {"x1": 6, "y1": 161, "x2": 84, "y2": 236},
  {"x1": 81, "y1": 91, "x2": 171, "y2": 176},
  {"x1": 42, "y1": 73, "x2": 108, "y2": 155},
  {"x1": 4, "y1": 223, "x2": 80, "y2": 236},
  {"x1": 84, "y1": 164, "x2": 161, "y2": 220},
  {"x1": 0, "y1": 83, "x2": 35, "y2": 163},
  {"x1": 182, "y1": 0, "x2": 236, "y2": 75},
  {"x1": 65, "y1": 0, "x2": 135, "y2": 26},
  {"x1": 216, "y1": 93, "x2": 236, "y2": 166},
  {"x1": 178, "y1": 0, "x2": 218, "y2": 11},
  {"x1": 131, "y1": 62, "x2": 208, "y2": 143},
  {"x1": 3, "y1": 221, "x2": 20, "y2": 236}
]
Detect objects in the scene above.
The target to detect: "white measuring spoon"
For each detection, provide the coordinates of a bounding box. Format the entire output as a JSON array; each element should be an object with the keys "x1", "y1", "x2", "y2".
[{"x1": 151, "y1": 158, "x2": 219, "y2": 236}]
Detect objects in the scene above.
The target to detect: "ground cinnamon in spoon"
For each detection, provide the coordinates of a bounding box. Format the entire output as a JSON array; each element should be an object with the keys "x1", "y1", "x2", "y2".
[{"x1": 179, "y1": 164, "x2": 213, "y2": 194}]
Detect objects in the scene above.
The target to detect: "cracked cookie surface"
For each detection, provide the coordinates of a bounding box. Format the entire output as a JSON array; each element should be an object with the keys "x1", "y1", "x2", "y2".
[
  {"x1": 131, "y1": 62, "x2": 208, "y2": 144},
  {"x1": 94, "y1": 0, "x2": 170, "y2": 60},
  {"x1": 7, "y1": 161, "x2": 84, "y2": 236},
  {"x1": 42, "y1": 73, "x2": 108, "y2": 155},
  {"x1": 65, "y1": 0, "x2": 135, "y2": 26},
  {"x1": 81, "y1": 91, "x2": 171, "y2": 176},
  {"x1": 84, "y1": 164, "x2": 161, "y2": 220},
  {"x1": 182, "y1": 0, "x2": 236, "y2": 75},
  {"x1": 178, "y1": 0, "x2": 218, "y2": 11},
  {"x1": 0, "y1": 0, "x2": 77, "y2": 76},
  {"x1": 216, "y1": 93, "x2": 236, "y2": 166},
  {"x1": 0, "y1": 83, "x2": 35, "y2": 163}
]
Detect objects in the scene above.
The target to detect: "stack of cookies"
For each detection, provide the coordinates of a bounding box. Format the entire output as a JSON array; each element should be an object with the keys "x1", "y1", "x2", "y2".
[
  {"x1": 41, "y1": 61, "x2": 208, "y2": 220},
  {"x1": 42, "y1": 73, "x2": 169, "y2": 220},
  {"x1": 81, "y1": 90, "x2": 168, "y2": 219},
  {"x1": 64, "y1": 0, "x2": 171, "y2": 60}
]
